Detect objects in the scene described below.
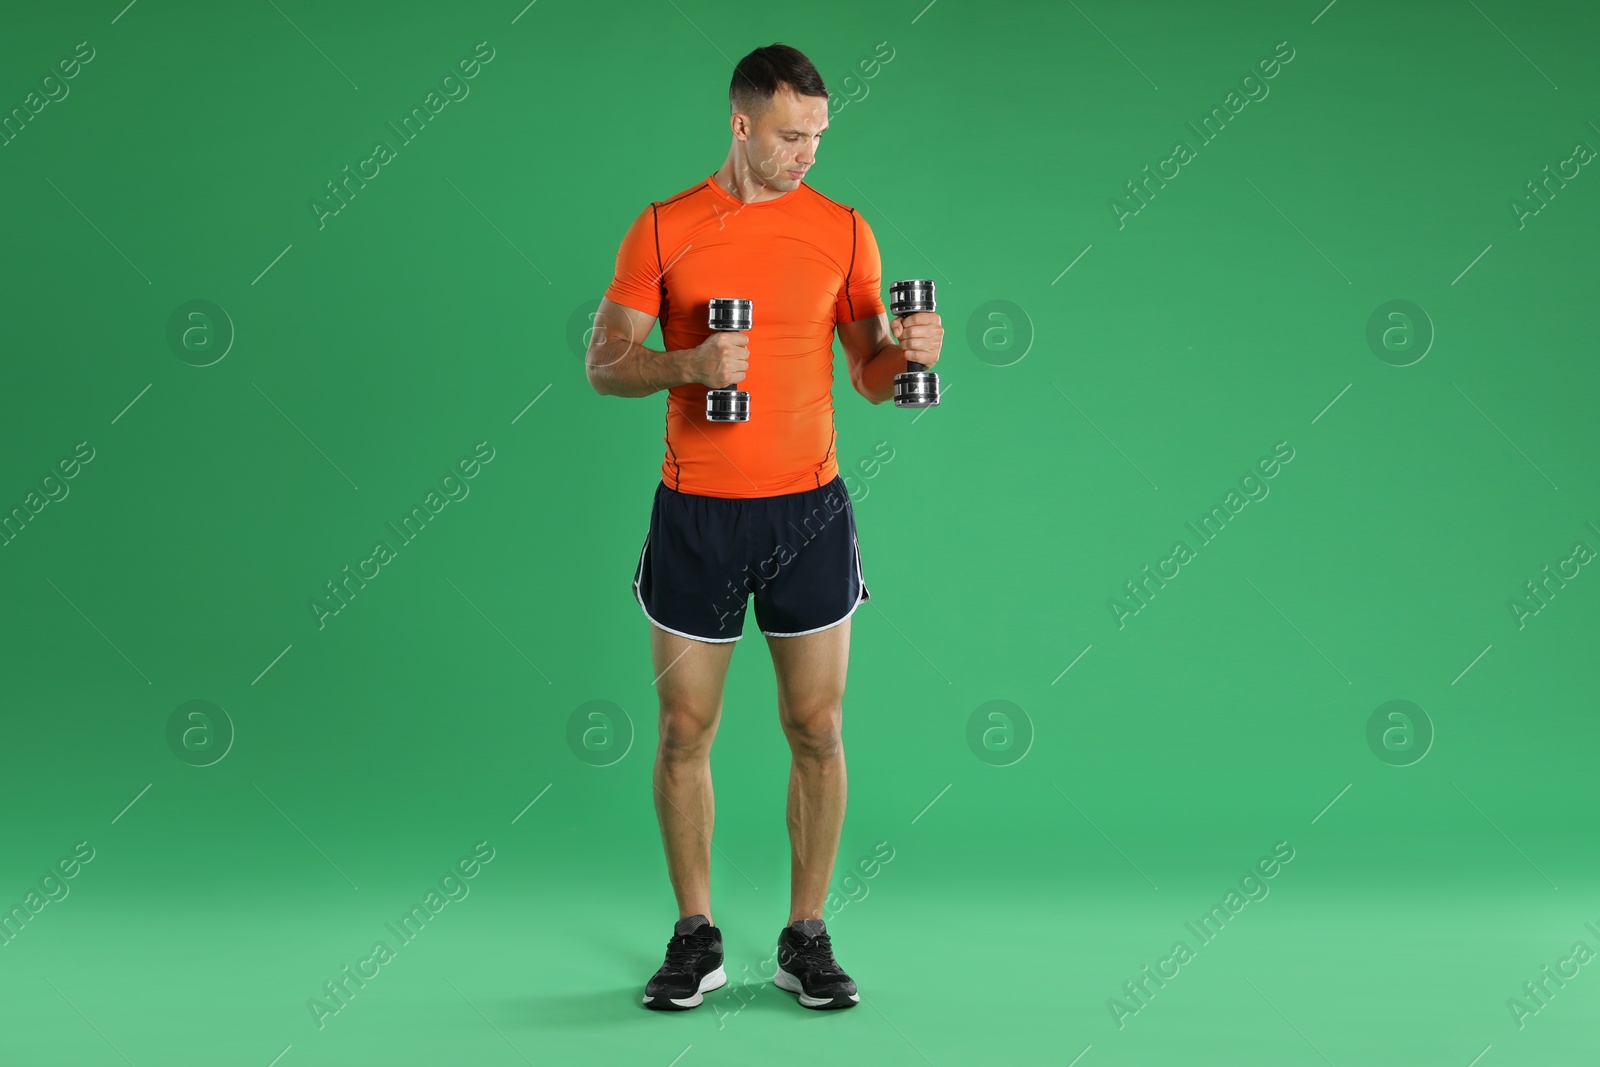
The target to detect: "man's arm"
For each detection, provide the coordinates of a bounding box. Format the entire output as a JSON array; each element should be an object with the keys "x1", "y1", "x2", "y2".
[
  {"x1": 584, "y1": 297, "x2": 686, "y2": 398},
  {"x1": 585, "y1": 297, "x2": 748, "y2": 399},
  {"x1": 837, "y1": 310, "x2": 944, "y2": 405},
  {"x1": 589, "y1": 202, "x2": 707, "y2": 398}
]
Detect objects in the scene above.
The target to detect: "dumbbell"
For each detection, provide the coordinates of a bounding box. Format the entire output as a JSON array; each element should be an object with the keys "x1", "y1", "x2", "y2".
[
  {"x1": 705, "y1": 297, "x2": 752, "y2": 423},
  {"x1": 890, "y1": 279, "x2": 940, "y2": 408}
]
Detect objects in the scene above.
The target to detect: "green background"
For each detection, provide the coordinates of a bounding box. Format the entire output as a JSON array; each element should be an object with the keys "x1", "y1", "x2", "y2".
[{"x1": 2, "y1": 0, "x2": 1598, "y2": 1064}]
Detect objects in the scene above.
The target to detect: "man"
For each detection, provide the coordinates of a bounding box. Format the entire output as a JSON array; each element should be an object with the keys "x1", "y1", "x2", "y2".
[{"x1": 584, "y1": 43, "x2": 942, "y2": 1012}]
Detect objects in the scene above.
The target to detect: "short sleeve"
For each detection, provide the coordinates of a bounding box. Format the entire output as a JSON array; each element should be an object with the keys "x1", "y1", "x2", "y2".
[
  {"x1": 835, "y1": 210, "x2": 886, "y2": 324},
  {"x1": 603, "y1": 205, "x2": 662, "y2": 318}
]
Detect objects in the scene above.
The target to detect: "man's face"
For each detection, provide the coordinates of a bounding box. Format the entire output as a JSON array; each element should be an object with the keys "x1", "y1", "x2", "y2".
[{"x1": 737, "y1": 85, "x2": 828, "y2": 193}]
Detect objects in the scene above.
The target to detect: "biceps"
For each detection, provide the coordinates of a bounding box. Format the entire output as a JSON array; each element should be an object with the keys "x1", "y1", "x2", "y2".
[{"x1": 593, "y1": 297, "x2": 657, "y2": 349}]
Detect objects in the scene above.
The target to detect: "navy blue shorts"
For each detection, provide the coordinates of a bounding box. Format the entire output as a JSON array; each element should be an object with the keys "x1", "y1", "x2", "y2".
[{"x1": 632, "y1": 474, "x2": 870, "y2": 642}]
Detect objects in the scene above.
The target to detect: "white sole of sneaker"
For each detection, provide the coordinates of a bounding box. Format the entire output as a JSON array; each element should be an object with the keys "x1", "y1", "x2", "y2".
[
  {"x1": 774, "y1": 966, "x2": 860, "y2": 1008},
  {"x1": 644, "y1": 964, "x2": 727, "y2": 1009}
]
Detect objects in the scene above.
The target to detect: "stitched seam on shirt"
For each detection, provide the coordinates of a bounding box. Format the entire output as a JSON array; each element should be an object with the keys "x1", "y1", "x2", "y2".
[
  {"x1": 844, "y1": 209, "x2": 858, "y2": 320},
  {"x1": 819, "y1": 426, "x2": 836, "y2": 486},
  {"x1": 651, "y1": 203, "x2": 664, "y2": 286},
  {"x1": 659, "y1": 180, "x2": 706, "y2": 208},
  {"x1": 663, "y1": 403, "x2": 680, "y2": 488},
  {"x1": 806, "y1": 183, "x2": 853, "y2": 214}
]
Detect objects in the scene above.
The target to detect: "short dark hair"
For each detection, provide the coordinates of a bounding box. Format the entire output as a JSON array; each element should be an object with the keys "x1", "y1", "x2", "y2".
[{"x1": 730, "y1": 44, "x2": 829, "y2": 122}]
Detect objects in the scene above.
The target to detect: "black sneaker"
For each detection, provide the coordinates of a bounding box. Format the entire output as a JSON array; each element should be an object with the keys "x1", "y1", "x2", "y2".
[
  {"x1": 774, "y1": 918, "x2": 859, "y2": 1009},
  {"x1": 643, "y1": 914, "x2": 726, "y2": 1010}
]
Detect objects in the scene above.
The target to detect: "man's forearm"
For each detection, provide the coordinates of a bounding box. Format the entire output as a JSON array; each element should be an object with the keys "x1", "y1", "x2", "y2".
[
  {"x1": 854, "y1": 342, "x2": 909, "y2": 405},
  {"x1": 589, "y1": 338, "x2": 695, "y2": 398}
]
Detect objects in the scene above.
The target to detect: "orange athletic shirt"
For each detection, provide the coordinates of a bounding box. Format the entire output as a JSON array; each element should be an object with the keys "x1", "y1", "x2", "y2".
[{"x1": 604, "y1": 172, "x2": 886, "y2": 499}]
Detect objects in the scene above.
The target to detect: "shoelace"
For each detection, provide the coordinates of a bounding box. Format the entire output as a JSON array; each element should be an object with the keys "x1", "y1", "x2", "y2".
[
  {"x1": 661, "y1": 931, "x2": 715, "y2": 975},
  {"x1": 786, "y1": 931, "x2": 843, "y2": 978}
]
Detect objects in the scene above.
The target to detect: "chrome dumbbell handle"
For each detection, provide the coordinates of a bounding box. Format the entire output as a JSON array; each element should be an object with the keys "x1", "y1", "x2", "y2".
[
  {"x1": 890, "y1": 279, "x2": 940, "y2": 408},
  {"x1": 706, "y1": 297, "x2": 752, "y2": 423}
]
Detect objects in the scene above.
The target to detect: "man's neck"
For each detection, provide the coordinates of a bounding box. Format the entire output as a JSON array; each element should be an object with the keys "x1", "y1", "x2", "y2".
[{"x1": 713, "y1": 157, "x2": 788, "y2": 205}]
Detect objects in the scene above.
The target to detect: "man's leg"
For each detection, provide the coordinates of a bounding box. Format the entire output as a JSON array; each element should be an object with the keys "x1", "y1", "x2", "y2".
[
  {"x1": 650, "y1": 622, "x2": 738, "y2": 925},
  {"x1": 765, "y1": 617, "x2": 851, "y2": 924}
]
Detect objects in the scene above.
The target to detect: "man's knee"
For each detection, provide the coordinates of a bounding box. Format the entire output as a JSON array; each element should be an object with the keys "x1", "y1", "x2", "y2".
[
  {"x1": 781, "y1": 703, "x2": 843, "y2": 760},
  {"x1": 658, "y1": 701, "x2": 720, "y2": 762}
]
